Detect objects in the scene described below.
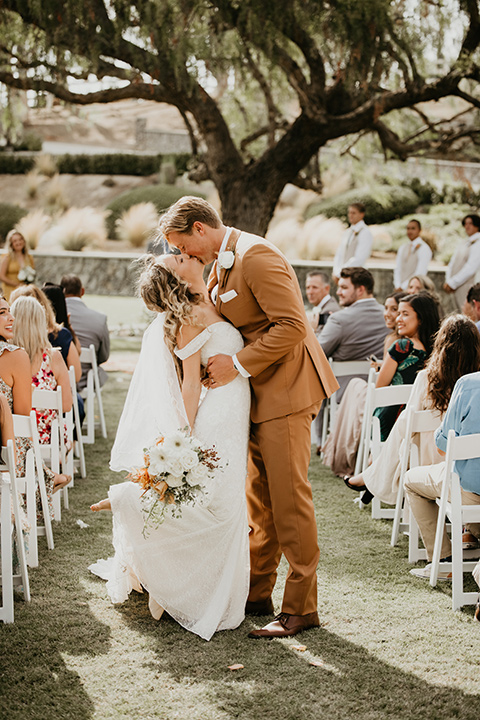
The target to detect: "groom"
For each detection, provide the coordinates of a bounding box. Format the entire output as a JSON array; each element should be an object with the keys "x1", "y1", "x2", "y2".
[{"x1": 161, "y1": 197, "x2": 338, "y2": 638}]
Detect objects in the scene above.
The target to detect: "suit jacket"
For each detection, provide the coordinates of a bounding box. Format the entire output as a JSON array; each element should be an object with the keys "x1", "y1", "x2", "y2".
[
  {"x1": 208, "y1": 230, "x2": 339, "y2": 424},
  {"x1": 319, "y1": 297, "x2": 388, "y2": 397},
  {"x1": 65, "y1": 296, "x2": 110, "y2": 389},
  {"x1": 311, "y1": 295, "x2": 340, "y2": 338}
]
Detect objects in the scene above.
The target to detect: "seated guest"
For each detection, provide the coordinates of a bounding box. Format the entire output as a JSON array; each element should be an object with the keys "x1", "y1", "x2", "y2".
[
  {"x1": 10, "y1": 284, "x2": 81, "y2": 383},
  {"x1": 60, "y1": 274, "x2": 110, "y2": 390},
  {"x1": 42, "y1": 283, "x2": 82, "y2": 354},
  {"x1": 333, "y1": 203, "x2": 373, "y2": 283},
  {"x1": 305, "y1": 271, "x2": 340, "y2": 337},
  {"x1": 405, "y1": 369, "x2": 480, "y2": 580},
  {"x1": 314, "y1": 267, "x2": 388, "y2": 453},
  {"x1": 322, "y1": 289, "x2": 407, "y2": 475},
  {"x1": 344, "y1": 315, "x2": 480, "y2": 504},
  {"x1": 11, "y1": 296, "x2": 73, "y2": 500},
  {"x1": 372, "y1": 292, "x2": 440, "y2": 442},
  {"x1": 407, "y1": 274, "x2": 436, "y2": 295},
  {"x1": 382, "y1": 290, "x2": 407, "y2": 358},
  {"x1": 463, "y1": 282, "x2": 480, "y2": 332},
  {"x1": 394, "y1": 219, "x2": 432, "y2": 291}
]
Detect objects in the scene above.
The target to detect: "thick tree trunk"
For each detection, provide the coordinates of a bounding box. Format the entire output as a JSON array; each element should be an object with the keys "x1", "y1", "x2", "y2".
[{"x1": 217, "y1": 175, "x2": 281, "y2": 237}]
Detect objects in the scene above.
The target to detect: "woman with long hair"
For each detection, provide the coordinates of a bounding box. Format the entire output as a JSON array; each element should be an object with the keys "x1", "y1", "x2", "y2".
[
  {"x1": 382, "y1": 290, "x2": 407, "y2": 356},
  {"x1": 11, "y1": 296, "x2": 72, "y2": 496},
  {"x1": 89, "y1": 254, "x2": 251, "y2": 640},
  {"x1": 10, "y1": 284, "x2": 81, "y2": 382},
  {"x1": 0, "y1": 230, "x2": 35, "y2": 301},
  {"x1": 344, "y1": 314, "x2": 480, "y2": 502},
  {"x1": 372, "y1": 291, "x2": 440, "y2": 442}
]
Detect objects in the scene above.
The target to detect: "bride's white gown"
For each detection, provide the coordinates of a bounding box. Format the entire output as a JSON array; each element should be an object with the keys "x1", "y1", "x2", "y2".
[{"x1": 89, "y1": 319, "x2": 251, "y2": 641}]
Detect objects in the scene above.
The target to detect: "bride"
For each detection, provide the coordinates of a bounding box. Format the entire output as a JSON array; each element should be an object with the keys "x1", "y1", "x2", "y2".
[{"x1": 89, "y1": 253, "x2": 251, "y2": 640}]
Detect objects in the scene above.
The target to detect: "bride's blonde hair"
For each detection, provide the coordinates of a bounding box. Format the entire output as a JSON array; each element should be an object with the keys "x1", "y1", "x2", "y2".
[{"x1": 138, "y1": 255, "x2": 203, "y2": 373}]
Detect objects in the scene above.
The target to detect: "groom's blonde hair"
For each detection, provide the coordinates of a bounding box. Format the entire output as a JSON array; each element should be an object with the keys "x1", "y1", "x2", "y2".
[{"x1": 158, "y1": 196, "x2": 221, "y2": 237}]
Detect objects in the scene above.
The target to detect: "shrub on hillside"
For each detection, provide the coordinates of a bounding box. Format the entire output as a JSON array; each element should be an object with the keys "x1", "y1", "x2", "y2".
[
  {"x1": 13, "y1": 132, "x2": 43, "y2": 152},
  {"x1": 16, "y1": 210, "x2": 51, "y2": 250},
  {"x1": 304, "y1": 186, "x2": 420, "y2": 224},
  {"x1": 115, "y1": 202, "x2": 159, "y2": 248},
  {"x1": 45, "y1": 207, "x2": 109, "y2": 251},
  {"x1": 0, "y1": 203, "x2": 27, "y2": 243},
  {"x1": 0, "y1": 154, "x2": 35, "y2": 173},
  {"x1": 57, "y1": 153, "x2": 163, "y2": 175},
  {"x1": 106, "y1": 184, "x2": 205, "y2": 238}
]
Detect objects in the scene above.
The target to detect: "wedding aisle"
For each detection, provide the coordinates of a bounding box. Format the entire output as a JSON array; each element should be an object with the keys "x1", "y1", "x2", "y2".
[{"x1": 1, "y1": 367, "x2": 479, "y2": 720}]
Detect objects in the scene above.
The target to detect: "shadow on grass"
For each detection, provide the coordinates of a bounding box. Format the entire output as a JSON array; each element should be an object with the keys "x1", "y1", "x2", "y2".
[{"x1": 115, "y1": 596, "x2": 479, "y2": 720}]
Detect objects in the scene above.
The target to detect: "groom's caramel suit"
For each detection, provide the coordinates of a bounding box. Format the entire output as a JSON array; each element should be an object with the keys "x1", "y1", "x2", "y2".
[{"x1": 208, "y1": 229, "x2": 338, "y2": 615}]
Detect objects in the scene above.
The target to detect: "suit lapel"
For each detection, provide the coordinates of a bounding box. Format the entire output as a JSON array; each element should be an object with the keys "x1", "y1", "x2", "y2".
[{"x1": 215, "y1": 228, "x2": 241, "y2": 311}]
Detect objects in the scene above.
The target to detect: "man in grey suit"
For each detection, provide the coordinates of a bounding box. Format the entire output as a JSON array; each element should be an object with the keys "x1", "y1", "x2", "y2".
[
  {"x1": 305, "y1": 271, "x2": 340, "y2": 337},
  {"x1": 61, "y1": 274, "x2": 110, "y2": 390},
  {"x1": 314, "y1": 267, "x2": 388, "y2": 452}
]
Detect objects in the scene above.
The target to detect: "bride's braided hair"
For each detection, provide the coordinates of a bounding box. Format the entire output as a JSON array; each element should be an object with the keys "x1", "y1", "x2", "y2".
[{"x1": 137, "y1": 255, "x2": 203, "y2": 376}]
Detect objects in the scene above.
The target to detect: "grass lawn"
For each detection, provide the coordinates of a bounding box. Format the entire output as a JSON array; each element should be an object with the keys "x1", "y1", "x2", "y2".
[{"x1": 1, "y1": 365, "x2": 479, "y2": 720}]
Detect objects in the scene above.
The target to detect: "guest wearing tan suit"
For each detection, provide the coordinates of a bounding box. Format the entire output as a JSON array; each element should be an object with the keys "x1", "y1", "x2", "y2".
[{"x1": 160, "y1": 197, "x2": 338, "y2": 639}]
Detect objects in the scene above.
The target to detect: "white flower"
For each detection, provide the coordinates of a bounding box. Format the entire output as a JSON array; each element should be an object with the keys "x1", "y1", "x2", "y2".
[
  {"x1": 148, "y1": 444, "x2": 169, "y2": 475},
  {"x1": 217, "y1": 250, "x2": 235, "y2": 270},
  {"x1": 166, "y1": 458, "x2": 185, "y2": 478},
  {"x1": 180, "y1": 449, "x2": 200, "y2": 472},
  {"x1": 166, "y1": 473, "x2": 184, "y2": 488},
  {"x1": 162, "y1": 430, "x2": 191, "y2": 457},
  {"x1": 186, "y1": 463, "x2": 210, "y2": 487}
]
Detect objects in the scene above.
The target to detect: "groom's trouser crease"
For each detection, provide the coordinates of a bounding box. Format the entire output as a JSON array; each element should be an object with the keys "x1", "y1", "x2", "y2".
[{"x1": 246, "y1": 401, "x2": 321, "y2": 616}]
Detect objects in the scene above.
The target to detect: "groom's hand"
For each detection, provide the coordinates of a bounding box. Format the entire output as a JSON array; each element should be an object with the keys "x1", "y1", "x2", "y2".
[{"x1": 207, "y1": 354, "x2": 238, "y2": 387}]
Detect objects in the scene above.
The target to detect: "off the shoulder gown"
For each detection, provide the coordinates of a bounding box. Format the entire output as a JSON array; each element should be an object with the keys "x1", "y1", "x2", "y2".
[{"x1": 89, "y1": 320, "x2": 251, "y2": 640}]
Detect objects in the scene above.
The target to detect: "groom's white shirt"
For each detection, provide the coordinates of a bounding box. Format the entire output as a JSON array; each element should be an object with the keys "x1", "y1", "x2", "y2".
[{"x1": 211, "y1": 227, "x2": 250, "y2": 378}]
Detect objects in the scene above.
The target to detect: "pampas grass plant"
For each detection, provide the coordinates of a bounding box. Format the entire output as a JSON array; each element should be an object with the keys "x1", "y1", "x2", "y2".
[
  {"x1": 44, "y1": 174, "x2": 69, "y2": 213},
  {"x1": 34, "y1": 153, "x2": 58, "y2": 178},
  {"x1": 302, "y1": 215, "x2": 344, "y2": 259},
  {"x1": 44, "y1": 207, "x2": 109, "y2": 251},
  {"x1": 24, "y1": 170, "x2": 43, "y2": 200},
  {"x1": 15, "y1": 209, "x2": 51, "y2": 250},
  {"x1": 115, "y1": 202, "x2": 159, "y2": 247}
]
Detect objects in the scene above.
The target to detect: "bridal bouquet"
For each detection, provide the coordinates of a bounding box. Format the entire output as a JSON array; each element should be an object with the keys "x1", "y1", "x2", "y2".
[
  {"x1": 18, "y1": 266, "x2": 36, "y2": 284},
  {"x1": 129, "y1": 428, "x2": 220, "y2": 535}
]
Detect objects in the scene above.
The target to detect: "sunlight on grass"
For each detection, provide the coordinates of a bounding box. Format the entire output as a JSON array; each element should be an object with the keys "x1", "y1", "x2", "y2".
[{"x1": 1, "y1": 367, "x2": 480, "y2": 720}]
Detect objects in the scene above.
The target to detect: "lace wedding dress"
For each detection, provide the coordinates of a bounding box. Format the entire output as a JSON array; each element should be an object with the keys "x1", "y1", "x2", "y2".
[{"x1": 89, "y1": 316, "x2": 251, "y2": 641}]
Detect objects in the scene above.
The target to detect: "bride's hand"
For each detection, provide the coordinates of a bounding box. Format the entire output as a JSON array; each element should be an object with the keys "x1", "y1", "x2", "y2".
[{"x1": 206, "y1": 354, "x2": 238, "y2": 387}]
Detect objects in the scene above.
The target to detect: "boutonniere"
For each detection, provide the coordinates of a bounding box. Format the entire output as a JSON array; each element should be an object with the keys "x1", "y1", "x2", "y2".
[{"x1": 217, "y1": 250, "x2": 235, "y2": 270}]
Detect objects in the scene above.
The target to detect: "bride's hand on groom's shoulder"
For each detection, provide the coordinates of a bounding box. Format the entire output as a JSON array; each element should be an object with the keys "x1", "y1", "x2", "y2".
[{"x1": 206, "y1": 354, "x2": 238, "y2": 388}]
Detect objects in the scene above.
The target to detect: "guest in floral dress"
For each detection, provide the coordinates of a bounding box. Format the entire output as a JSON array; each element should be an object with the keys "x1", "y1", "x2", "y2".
[{"x1": 11, "y1": 296, "x2": 73, "y2": 502}]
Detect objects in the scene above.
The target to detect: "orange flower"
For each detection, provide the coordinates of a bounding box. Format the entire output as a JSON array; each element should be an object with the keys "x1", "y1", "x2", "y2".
[{"x1": 153, "y1": 479, "x2": 168, "y2": 501}]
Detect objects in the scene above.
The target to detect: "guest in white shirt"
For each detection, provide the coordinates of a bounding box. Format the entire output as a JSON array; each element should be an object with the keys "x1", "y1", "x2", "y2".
[
  {"x1": 305, "y1": 271, "x2": 340, "y2": 337},
  {"x1": 444, "y1": 214, "x2": 480, "y2": 310},
  {"x1": 394, "y1": 219, "x2": 432, "y2": 291},
  {"x1": 333, "y1": 203, "x2": 373, "y2": 283}
]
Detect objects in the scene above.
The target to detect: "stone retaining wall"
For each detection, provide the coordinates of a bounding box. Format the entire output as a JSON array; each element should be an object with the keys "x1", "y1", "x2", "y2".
[{"x1": 32, "y1": 250, "x2": 454, "y2": 311}]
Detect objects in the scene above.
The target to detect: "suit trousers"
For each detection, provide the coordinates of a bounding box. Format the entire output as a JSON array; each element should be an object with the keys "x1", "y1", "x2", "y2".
[
  {"x1": 404, "y1": 462, "x2": 480, "y2": 561},
  {"x1": 246, "y1": 401, "x2": 321, "y2": 615}
]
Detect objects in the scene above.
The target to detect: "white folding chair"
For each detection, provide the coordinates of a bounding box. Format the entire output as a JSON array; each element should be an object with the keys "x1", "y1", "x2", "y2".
[
  {"x1": 0, "y1": 439, "x2": 30, "y2": 623},
  {"x1": 32, "y1": 387, "x2": 69, "y2": 522},
  {"x1": 68, "y1": 366, "x2": 86, "y2": 479},
  {"x1": 389, "y1": 405, "x2": 441, "y2": 553},
  {"x1": 321, "y1": 359, "x2": 371, "y2": 451},
  {"x1": 13, "y1": 412, "x2": 54, "y2": 563},
  {"x1": 80, "y1": 344, "x2": 107, "y2": 444},
  {"x1": 430, "y1": 429, "x2": 480, "y2": 610},
  {"x1": 360, "y1": 378, "x2": 414, "y2": 518}
]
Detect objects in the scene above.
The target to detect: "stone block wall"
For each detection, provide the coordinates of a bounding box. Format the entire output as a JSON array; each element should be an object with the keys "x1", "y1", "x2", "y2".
[{"x1": 32, "y1": 250, "x2": 454, "y2": 311}]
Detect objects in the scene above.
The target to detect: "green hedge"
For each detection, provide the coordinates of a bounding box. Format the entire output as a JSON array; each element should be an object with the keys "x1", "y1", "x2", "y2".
[
  {"x1": 106, "y1": 184, "x2": 205, "y2": 238},
  {"x1": 305, "y1": 186, "x2": 420, "y2": 224},
  {"x1": 0, "y1": 203, "x2": 28, "y2": 243},
  {"x1": 0, "y1": 152, "x2": 193, "y2": 176}
]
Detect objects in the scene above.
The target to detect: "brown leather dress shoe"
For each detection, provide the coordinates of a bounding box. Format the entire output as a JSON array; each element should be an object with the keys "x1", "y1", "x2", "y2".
[
  {"x1": 248, "y1": 611, "x2": 320, "y2": 638},
  {"x1": 245, "y1": 598, "x2": 274, "y2": 615}
]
